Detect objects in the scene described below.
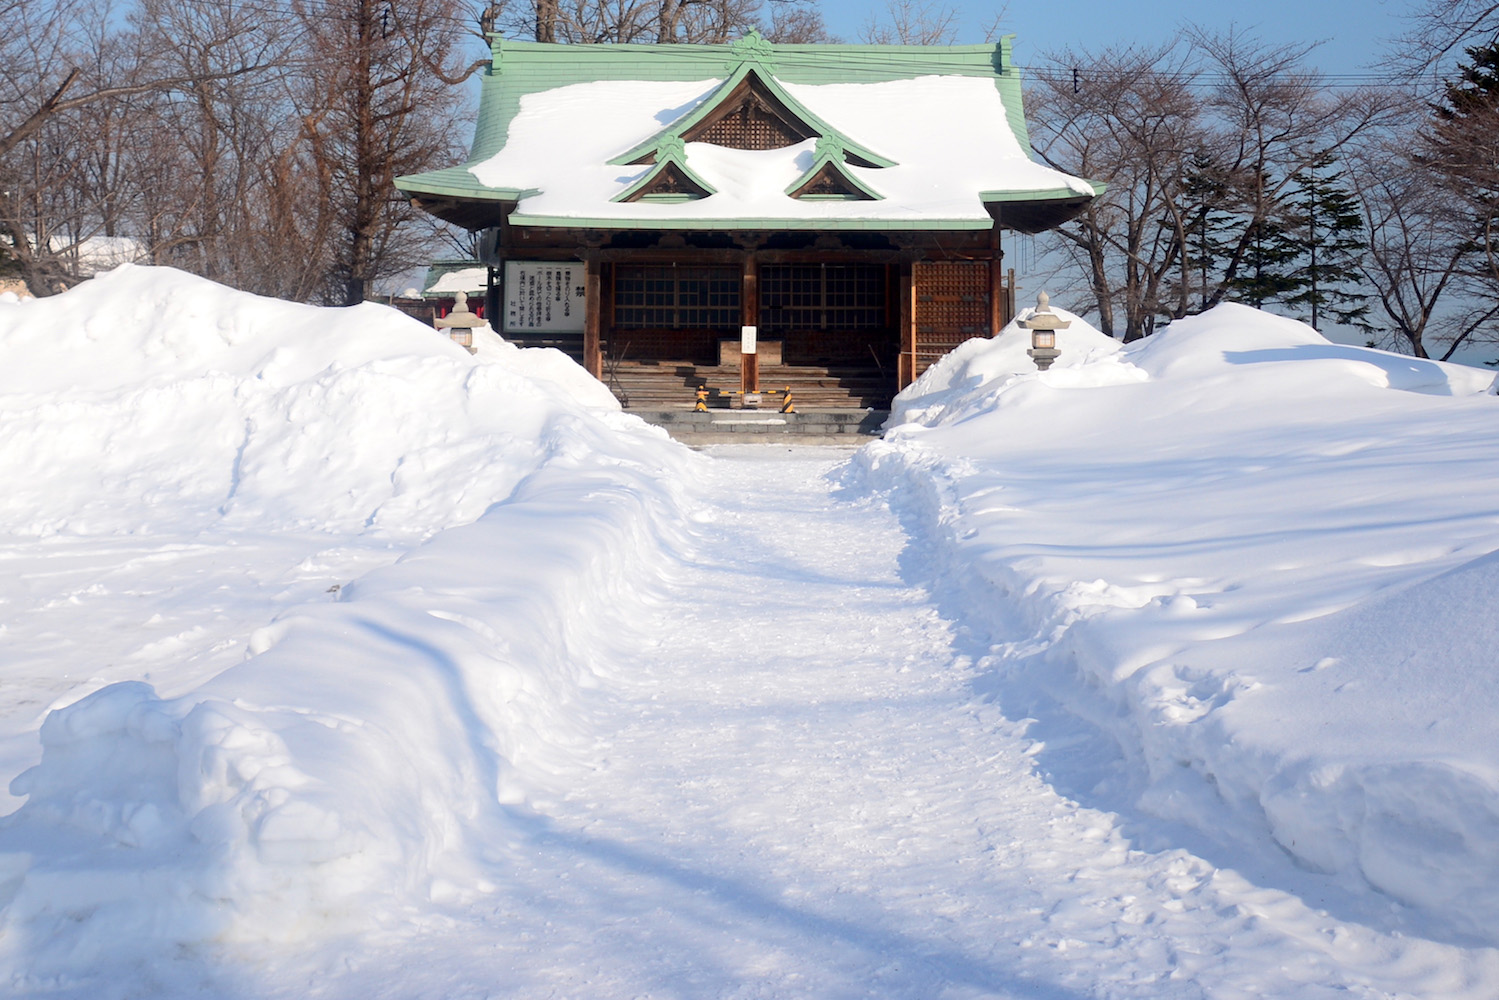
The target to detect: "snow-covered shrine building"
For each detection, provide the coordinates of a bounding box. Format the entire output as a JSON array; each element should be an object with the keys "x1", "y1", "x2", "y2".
[{"x1": 398, "y1": 32, "x2": 1099, "y2": 407}]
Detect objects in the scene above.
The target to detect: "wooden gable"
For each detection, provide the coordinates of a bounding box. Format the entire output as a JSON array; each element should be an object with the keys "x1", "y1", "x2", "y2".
[
  {"x1": 620, "y1": 160, "x2": 715, "y2": 202},
  {"x1": 683, "y1": 72, "x2": 817, "y2": 151},
  {"x1": 788, "y1": 161, "x2": 877, "y2": 201}
]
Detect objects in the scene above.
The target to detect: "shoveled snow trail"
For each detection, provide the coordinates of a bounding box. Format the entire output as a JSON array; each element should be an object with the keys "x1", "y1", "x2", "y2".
[{"x1": 433, "y1": 446, "x2": 1462, "y2": 1000}]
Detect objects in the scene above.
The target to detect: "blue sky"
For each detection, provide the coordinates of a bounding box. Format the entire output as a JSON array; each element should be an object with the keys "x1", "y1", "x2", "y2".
[
  {"x1": 817, "y1": 0, "x2": 1411, "y2": 79},
  {"x1": 809, "y1": 1, "x2": 1427, "y2": 345}
]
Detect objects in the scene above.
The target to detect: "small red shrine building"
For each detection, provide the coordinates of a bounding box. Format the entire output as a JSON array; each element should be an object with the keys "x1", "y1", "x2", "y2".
[{"x1": 397, "y1": 32, "x2": 1099, "y2": 400}]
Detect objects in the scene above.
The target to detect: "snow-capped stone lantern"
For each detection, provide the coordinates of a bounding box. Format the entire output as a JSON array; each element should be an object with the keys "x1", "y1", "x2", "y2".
[
  {"x1": 435, "y1": 290, "x2": 483, "y2": 354},
  {"x1": 1018, "y1": 290, "x2": 1068, "y2": 372}
]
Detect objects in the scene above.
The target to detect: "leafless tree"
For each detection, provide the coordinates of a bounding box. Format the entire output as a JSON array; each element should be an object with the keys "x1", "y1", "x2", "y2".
[
  {"x1": 1346, "y1": 125, "x2": 1497, "y2": 359},
  {"x1": 1399, "y1": 0, "x2": 1499, "y2": 72},
  {"x1": 1189, "y1": 32, "x2": 1400, "y2": 305},
  {"x1": 859, "y1": 0, "x2": 960, "y2": 46},
  {"x1": 761, "y1": 6, "x2": 836, "y2": 42},
  {"x1": 285, "y1": 0, "x2": 477, "y2": 304},
  {"x1": 125, "y1": 0, "x2": 291, "y2": 287},
  {"x1": 0, "y1": 0, "x2": 276, "y2": 292},
  {"x1": 510, "y1": 0, "x2": 825, "y2": 45},
  {"x1": 1028, "y1": 30, "x2": 1403, "y2": 339},
  {"x1": 1027, "y1": 42, "x2": 1207, "y2": 339}
]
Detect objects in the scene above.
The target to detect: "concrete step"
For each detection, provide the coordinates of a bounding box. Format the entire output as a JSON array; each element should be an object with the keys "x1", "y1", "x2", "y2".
[{"x1": 629, "y1": 408, "x2": 889, "y2": 445}]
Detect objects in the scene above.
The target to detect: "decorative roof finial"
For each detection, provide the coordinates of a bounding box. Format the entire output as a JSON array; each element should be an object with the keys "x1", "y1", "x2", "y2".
[
  {"x1": 656, "y1": 134, "x2": 686, "y2": 162},
  {"x1": 814, "y1": 134, "x2": 846, "y2": 162},
  {"x1": 728, "y1": 30, "x2": 776, "y2": 72}
]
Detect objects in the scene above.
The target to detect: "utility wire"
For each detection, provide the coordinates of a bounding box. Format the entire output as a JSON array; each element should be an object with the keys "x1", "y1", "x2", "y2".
[{"x1": 103, "y1": 0, "x2": 1457, "y2": 91}]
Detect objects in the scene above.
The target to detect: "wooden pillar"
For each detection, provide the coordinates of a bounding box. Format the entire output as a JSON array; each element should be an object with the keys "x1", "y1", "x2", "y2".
[
  {"x1": 485, "y1": 264, "x2": 503, "y2": 333},
  {"x1": 989, "y1": 223, "x2": 1005, "y2": 336},
  {"x1": 584, "y1": 256, "x2": 602, "y2": 379},
  {"x1": 898, "y1": 259, "x2": 916, "y2": 390},
  {"x1": 990, "y1": 256, "x2": 1006, "y2": 336},
  {"x1": 741, "y1": 253, "x2": 759, "y2": 394}
]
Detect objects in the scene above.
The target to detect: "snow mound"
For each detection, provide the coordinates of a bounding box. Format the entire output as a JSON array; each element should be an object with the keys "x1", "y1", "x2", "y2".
[
  {"x1": 1, "y1": 457, "x2": 691, "y2": 971},
  {"x1": 1248, "y1": 547, "x2": 1499, "y2": 937},
  {"x1": 889, "y1": 305, "x2": 1137, "y2": 428},
  {"x1": 861, "y1": 303, "x2": 1499, "y2": 942},
  {"x1": 0, "y1": 265, "x2": 634, "y2": 538},
  {"x1": 1127, "y1": 304, "x2": 1496, "y2": 395},
  {"x1": 0, "y1": 266, "x2": 699, "y2": 978}
]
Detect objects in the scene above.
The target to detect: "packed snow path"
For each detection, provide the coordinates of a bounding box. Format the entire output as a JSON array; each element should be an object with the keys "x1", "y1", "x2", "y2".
[{"x1": 442, "y1": 447, "x2": 1478, "y2": 1000}]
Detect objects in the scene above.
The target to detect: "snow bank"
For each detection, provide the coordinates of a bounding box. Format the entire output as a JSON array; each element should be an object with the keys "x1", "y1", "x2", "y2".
[
  {"x1": 0, "y1": 264, "x2": 626, "y2": 538},
  {"x1": 856, "y1": 304, "x2": 1499, "y2": 942},
  {"x1": 0, "y1": 267, "x2": 698, "y2": 982}
]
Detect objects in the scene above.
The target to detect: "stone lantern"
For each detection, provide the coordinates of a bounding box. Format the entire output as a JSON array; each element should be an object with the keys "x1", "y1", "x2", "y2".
[
  {"x1": 435, "y1": 290, "x2": 484, "y2": 354},
  {"x1": 1017, "y1": 290, "x2": 1069, "y2": 371}
]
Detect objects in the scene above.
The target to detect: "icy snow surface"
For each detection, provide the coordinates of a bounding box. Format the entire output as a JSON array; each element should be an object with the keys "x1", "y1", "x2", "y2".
[{"x1": 1, "y1": 268, "x2": 1498, "y2": 997}]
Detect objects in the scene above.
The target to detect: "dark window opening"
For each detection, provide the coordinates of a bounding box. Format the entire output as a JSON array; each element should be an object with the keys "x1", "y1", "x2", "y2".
[
  {"x1": 760, "y1": 263, "x2": 886, "y2": 332},
  {"x1": 614, "y1": 264, "x2": 740, "y2": 329}
]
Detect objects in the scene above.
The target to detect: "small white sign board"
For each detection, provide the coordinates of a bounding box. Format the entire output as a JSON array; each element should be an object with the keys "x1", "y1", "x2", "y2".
[
  {"x1": 504, "y1": 262, "x2": 586, "y2": 334},
  {"x1": 741, "y1": 325, "x2": 758, "y2": 355}
]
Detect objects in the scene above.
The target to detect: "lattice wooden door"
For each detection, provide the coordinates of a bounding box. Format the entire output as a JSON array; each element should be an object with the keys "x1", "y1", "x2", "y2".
[{"x1": 913, "y1": 261, "x2": 992, "y2": 376}]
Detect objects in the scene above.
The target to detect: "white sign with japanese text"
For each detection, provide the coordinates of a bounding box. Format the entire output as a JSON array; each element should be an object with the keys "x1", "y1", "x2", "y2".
[{"x1": 503, "y1": 262, "x2": 586, "y2": 334}]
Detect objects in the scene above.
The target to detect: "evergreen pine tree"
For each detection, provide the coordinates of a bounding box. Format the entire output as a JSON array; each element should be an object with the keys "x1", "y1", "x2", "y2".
[
  {"x1": 1226, "y1": 194, "x2": 1303, "y2": 309},
  {"x1": 1284, "y1": 152, "x2": 1371, "y2": 332},
  {"x1": 1431, "y1": 41, "x2": 1499, "y2": 201},
  {"x1": 1176, "y1": 155, "x2": 1240, "y2": 315},
  {"x1": 1429, "y1": 41, "x2": 1499, "y2": 300}
]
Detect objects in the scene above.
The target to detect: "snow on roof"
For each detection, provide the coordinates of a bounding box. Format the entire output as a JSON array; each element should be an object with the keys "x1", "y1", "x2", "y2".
[
  {"x1": 398, "y1": 36, "x2": 1101, "y2": 231},
  {"x1": 468, "y1": 74, "x2": 1093, "y2": 225},
  {"x1": 424, "y1": 265, "x2": 487, "y2": 297},
  {"x1": 47, "y1": 234, "x2": 148, "y2": 274}
]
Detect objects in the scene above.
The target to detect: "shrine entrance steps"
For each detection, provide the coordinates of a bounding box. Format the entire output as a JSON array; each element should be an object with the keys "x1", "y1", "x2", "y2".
[
  {"x1": 604, "y1": 360, "x2": 892, "y2": 445},
  {"x1": 605, "y1": 359, "x2": 894, "y2": 411}
]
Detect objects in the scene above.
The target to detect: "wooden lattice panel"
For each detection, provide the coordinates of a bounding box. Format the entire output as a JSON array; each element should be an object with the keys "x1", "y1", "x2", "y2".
[
  {"x1": 684, "y1": 76, "x2": 817, "y2": 151},
  {"x1": 696, "y1": 102, "x2": 806, "y2": 149},
  {"x1": 913, "y1": 260, "x2": 991, "y2": 372}
]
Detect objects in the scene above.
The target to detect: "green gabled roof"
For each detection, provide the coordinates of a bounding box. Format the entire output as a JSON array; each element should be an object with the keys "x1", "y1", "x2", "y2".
[
  {"x1": 396, "y1": 164, "x2": 534, "y2": 203},
  {"x1": 784, "y1": 135, "x2": 885, "y2": 200},
  {"x1": 979, "y1": 180, "x2": 1108, "y2": 202},
  {"x1": 396, "y1": 32, "x2": 1101, "y2": 231},
  {"x1": 399, "y1": 33, "x2": 1038, "y2": 197},
  {"x1": 612, "y1": 148, "x2": 718, "y2": 202},
  {"x1": 606, "y1": 63, "x2": 896, "y2": 170}
]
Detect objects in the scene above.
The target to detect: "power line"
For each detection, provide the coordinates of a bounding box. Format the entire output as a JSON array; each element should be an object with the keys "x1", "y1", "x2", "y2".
[{"x1": 71, "y1": 0, "x2": 1464, "y2": 93}]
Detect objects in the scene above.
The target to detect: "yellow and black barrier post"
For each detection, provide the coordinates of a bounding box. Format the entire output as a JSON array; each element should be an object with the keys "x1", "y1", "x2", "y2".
[{"x1": 695, "y1": 386, "x2": 796, "y2": 412}]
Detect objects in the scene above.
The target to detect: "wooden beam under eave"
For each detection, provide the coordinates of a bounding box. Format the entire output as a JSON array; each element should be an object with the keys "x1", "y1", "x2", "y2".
[{"x1": 410, "y1": 196, "x2": 515, "y2": 231}]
